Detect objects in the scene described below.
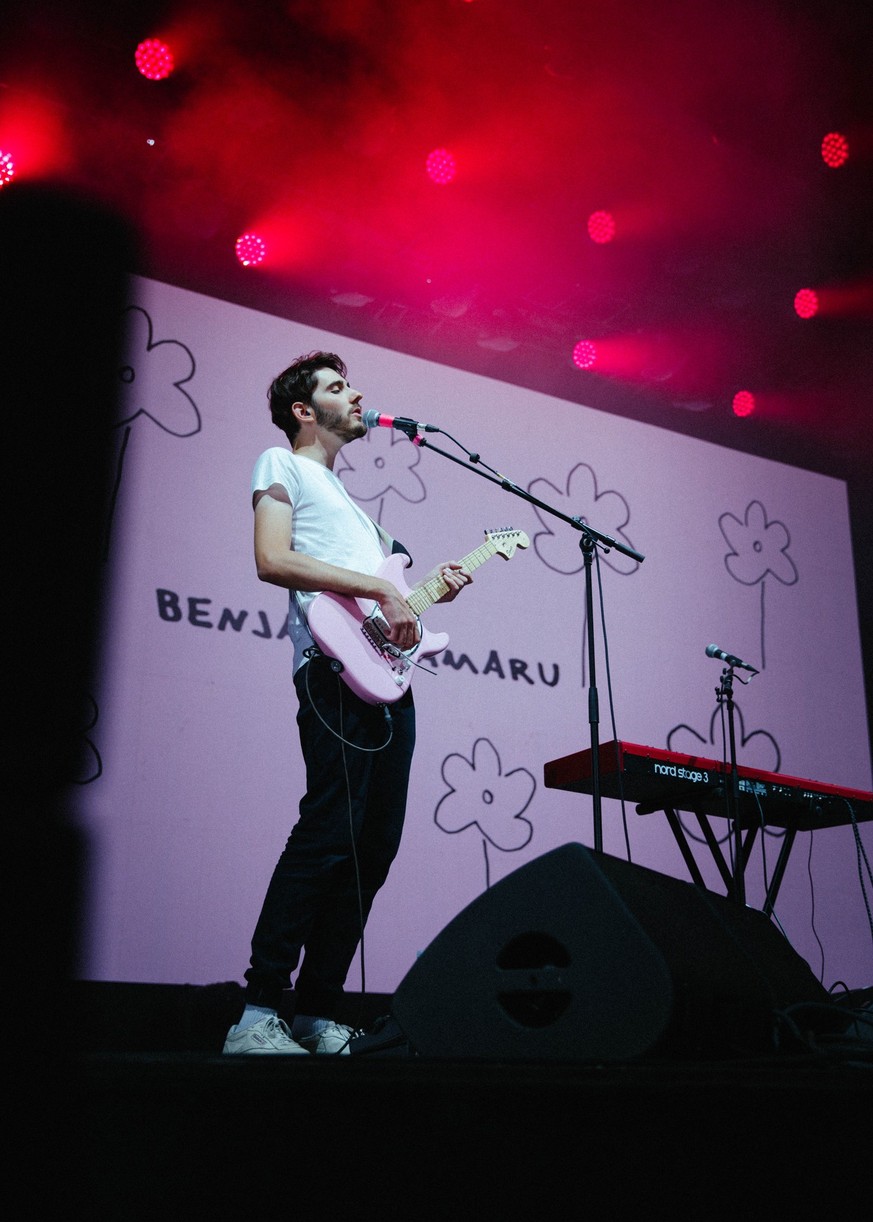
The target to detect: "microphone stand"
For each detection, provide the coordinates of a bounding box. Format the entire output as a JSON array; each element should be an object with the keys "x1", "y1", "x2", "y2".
[
  {"x1": 406, "y1": 429, "x2": 645, "y2": 853},
  {"x1": 715, "y1": 665, "x2": 746, "y2": 906}
]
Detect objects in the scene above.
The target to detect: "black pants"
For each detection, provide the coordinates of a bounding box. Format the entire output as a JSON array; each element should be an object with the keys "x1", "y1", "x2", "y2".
[{"x1": 244, "y1": 654, "x2": 416, "y2": 1017}]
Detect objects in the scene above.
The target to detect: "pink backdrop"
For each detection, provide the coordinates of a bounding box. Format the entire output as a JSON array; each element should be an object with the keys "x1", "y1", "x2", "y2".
[{"x1": 76, "y1": 275, "x2": 872, "y2": 995}]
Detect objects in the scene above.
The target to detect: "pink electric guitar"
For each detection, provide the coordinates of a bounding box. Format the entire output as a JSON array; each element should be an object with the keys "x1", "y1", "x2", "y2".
[{"x1": 306, "y1": 527, "x2": 530, "y2": 705}]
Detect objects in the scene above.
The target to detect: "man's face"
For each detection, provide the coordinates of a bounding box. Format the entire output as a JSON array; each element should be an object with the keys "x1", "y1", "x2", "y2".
[{"x1": 309, "y1": 367, "x2": 366, "y2": 442}]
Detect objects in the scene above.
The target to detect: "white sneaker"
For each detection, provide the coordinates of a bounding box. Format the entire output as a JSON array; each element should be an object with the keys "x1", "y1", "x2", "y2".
[
  {"x1": 222, "y1": 1014, "x2": 309, "y2": 1055},
  {"x1": 296, "y1": 1021, "x2": 358, "y2": 1055}
]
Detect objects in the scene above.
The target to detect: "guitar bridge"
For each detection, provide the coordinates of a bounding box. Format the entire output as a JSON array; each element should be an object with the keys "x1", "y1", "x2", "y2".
[
  {"x1": 362, "y1": 614, "x2": 398, "y2": 656},
  {"x1": 362, "y1": 613, "x2": 416, "y2": 669}
]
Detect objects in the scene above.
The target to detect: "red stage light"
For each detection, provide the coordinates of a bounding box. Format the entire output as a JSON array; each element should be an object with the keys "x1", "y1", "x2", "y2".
[
  {"x1": 732, "y1": 390, "x2": 755, "y2": 418},
  {"x1": 821, "y1": 131, "x2": 849, "y2": 168},
  {"x1": 587, "y1": 210, "x2": 616, "y2": 244},
  {"x1": 426, "y1": 148, "x2": 457, "y2": 185},
  {"x1": 794, "y1": 288, "x2": 819, "y2": 319},
  {"x1": 0, "y1": 151, "x2": 15, "y2": 188},
  {"x1": 135, "y1": 39, "x2": 175, "y2": 81},
  {"x1": 572, "y1": 340, "x2": 597, "y2": 370},
  {"x1": 235, "y1": 233, "x2": 267, "y2": 267}
]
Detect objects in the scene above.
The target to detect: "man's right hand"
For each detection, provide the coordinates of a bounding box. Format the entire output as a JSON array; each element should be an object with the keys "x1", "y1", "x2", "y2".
[{"x1": 375, "y1": 581, "x2": 420, "y2": 652}]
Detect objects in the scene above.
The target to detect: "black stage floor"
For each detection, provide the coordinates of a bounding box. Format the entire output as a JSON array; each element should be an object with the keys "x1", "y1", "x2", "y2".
[{"x1": 24, "y1": 979, "x2": 872, "y2": 1218}]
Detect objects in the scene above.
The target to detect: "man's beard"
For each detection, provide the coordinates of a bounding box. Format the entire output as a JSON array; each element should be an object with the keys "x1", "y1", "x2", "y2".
[{"x1": 313, "y1": 403, "x2": 365, "y2": 442}]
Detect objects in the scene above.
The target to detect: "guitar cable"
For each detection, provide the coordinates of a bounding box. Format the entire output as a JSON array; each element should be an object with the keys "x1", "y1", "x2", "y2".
[
  {"x1": 302, "y1": 650, "x2": 396, "y2": 1029},
  {"x1": 302, "y1": 646, "x2": 394, "y2": 752},
  {"x1": 296, "y1": 596, "x2": 401, "y2": 1034},
  {"x1": 335, "y1": 671, "x2": 369, "y2": 1014}
]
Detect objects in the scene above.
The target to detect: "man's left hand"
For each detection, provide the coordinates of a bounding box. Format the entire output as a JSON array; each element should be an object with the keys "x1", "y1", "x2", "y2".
[{"x1": 431, "y1": 561, "x2": 471, "y2": 604}]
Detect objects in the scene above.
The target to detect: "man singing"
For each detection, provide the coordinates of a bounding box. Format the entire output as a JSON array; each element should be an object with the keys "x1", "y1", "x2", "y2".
[{"x1": 223, "y1": 351, "x2": 470, "y2": 1054}]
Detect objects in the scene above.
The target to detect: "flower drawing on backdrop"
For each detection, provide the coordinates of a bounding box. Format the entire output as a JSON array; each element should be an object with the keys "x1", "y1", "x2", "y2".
[
  {"x1": 434, "y1": 737, "x2": 537, "y2": 890},
  {"x1": 667, "y1": 706, "x2": 783, "y2": 847},
  {"x1": 104, "y1": 306, "x2": 201, "y2": 557},
  {"x1": 338, "y1": 428, "x2": 426, "y2": 527},
  {"x1": 84, "y1": 307, "x2": 200, "y2": 787},
  {"x1": 718, "y1": 499, "x2": 798, "y2": 671},
  {"x1": 528, "y1": 462, "x2": 641, "y2": 685}
]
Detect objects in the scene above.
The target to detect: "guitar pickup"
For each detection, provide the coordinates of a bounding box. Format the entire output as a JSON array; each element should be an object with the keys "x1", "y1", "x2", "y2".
[{"x1": 362, "y1": 614, "x2": 393, "y2": 653}]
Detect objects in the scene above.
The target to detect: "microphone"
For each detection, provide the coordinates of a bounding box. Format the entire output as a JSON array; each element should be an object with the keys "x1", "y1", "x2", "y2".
[
  {"x1": 705, "y1": 643, "x2": 759, "y2": 674},
  {"x1": 361, "y1": 409, "x2": 440, "y2": 435}
]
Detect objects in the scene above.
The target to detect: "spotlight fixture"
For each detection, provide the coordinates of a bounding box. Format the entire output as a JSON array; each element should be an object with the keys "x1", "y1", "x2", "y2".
[
  {"x1": 732, "y1": 390, "x2": 755, "y2": 418},
  {"x1": 135, "y1": 39, "x2": 175, "y2": 81},
  {"x1": 793, "y1": 288, "x2": 819, "y2": 319},
  {"x1": 235, "y1": 233, "x2": 267, "y2": 267},
  {"x1": 572, "y1": 340, "x2": 597, "y2": 369},
  {"x1": 587, "y1": 211, "x2": 616, "y2": 244},
  {"x1": 426, "y1": 148, "x2": 457, "y2": 185},
  {"x1": 820, "y1": 131, "x2": 849, "y2": 168}
]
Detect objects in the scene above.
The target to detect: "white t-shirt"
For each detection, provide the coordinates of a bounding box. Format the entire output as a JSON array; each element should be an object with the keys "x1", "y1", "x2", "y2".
[{"x1": 251, "y1": 447, "x2": 387, "y2": 672}]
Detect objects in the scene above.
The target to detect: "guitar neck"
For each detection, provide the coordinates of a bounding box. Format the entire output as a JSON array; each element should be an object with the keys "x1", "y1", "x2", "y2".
[{"x1": 406, "y1": 538, "x2": 504, "y2": 617}]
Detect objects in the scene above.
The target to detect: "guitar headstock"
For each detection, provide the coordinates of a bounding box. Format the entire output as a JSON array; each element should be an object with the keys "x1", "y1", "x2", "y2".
[{"x1": 485, "y1": 527, "x2": 531, "y2": 559}]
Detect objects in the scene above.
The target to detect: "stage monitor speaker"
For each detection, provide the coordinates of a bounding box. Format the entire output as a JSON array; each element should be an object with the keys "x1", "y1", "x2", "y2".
[{"x1": 391, "y1": 842, "x2": 828, "y2": 1061}]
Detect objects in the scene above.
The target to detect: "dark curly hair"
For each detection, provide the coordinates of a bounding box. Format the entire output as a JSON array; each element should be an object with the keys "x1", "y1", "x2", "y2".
[{"x1": 267, "y1": 351, "x2": 347, "y2": 443}]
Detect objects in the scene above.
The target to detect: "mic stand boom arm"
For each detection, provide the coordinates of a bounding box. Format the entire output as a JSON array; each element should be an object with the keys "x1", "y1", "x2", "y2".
[{"x1": 413, "y1": 434, "x2": 645, "y2": 852}]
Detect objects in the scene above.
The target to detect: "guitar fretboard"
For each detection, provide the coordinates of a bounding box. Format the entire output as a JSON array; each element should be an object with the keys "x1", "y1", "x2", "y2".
[{"x1": 405, "y1": 535, "x2": 517, "y2": 616}]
